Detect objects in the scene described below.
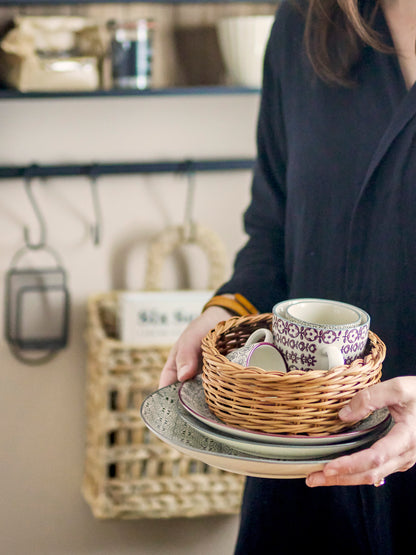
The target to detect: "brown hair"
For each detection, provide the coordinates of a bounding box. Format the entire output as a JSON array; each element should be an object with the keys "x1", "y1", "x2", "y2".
[{"x1": 302, "y1": 0, "x2": 392, "y2": 86}]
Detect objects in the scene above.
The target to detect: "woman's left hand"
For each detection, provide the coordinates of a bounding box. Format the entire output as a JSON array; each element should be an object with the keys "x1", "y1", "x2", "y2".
[{"x1": 306, "y1": 376, "x2": 416, "y2": 487}]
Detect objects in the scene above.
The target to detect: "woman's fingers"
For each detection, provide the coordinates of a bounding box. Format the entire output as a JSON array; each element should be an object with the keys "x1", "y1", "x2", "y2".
[
  {"x1": 307, "y1": 422, "x2": 416, "y2": 486},
  {"x1": 306, "y1": 377, "x2": 416, "y2": 487},
  {"x1": 158, "y1": 306, "x2": 231, "y2": 389},
  {"x1": 339, "y1": 378, "x2": 416, "y2": 423},
  {"x1": 175, "y1": 335, "x2": 202, "y2": 382},
  {"x1": 159, "y1": 344, "x2": 179, "y2": 388},
  {"x1": 307, "y1": 424, "x2": 407, "y2": 485},
  {"x1": 159, "y1": 323, "x2": 203, "y2": 388}
]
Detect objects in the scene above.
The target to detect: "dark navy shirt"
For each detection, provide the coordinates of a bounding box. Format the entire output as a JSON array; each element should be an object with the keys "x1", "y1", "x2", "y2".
[
  {"x1": 218, "y1": 4, "x2": 416, "y2": 552},
  {"x1": 218, "y1": 0, "x2": 416, "y2": 381}
]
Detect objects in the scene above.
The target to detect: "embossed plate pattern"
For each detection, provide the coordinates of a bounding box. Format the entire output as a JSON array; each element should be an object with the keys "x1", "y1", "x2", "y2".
[{"x1": 140, "y1": 383, "x2": 339, "y2": 479}]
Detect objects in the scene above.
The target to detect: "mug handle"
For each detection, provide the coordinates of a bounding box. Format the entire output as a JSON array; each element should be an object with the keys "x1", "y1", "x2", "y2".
[
  {"x1": 320, "y1": 345, "x2": 344, "y2": 370},
  {"x1": 246, "y1": 328, "x2": 274, "y2": 346}
]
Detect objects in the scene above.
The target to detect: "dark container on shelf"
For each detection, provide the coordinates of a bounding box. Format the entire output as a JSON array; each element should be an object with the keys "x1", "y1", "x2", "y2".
[
  {"x1": 173, "y1": 25, "x2": 225, "y2": 86},
  {"x1": 108, "y1": 19, "x2": 154, "y2": 90}
]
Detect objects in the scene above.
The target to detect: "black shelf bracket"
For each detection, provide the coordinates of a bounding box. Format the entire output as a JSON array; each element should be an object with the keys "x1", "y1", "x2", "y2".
[{"x1": 0, "y1": 158, "x2": 255, "y2": 180}]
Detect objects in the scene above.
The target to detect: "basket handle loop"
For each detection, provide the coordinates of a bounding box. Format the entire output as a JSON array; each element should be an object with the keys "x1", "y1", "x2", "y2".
[{"x1": 144, "y1": 224, "x2": 229, "y2": 291}]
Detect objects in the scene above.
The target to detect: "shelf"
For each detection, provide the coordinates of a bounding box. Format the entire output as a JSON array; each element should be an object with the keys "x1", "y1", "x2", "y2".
[
  {"x1": 0, "y1": 85, "x2": 260, "y2": 100},
  {"x1": 0, "y1": 0, "x2": 276, "y2": 5}
]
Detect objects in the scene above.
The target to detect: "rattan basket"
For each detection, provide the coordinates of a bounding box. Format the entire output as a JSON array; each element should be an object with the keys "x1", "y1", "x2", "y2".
[
  {"x1": 82, "y1": 224, "x2": 245, "y2": 519},
  {"x1": 201, "y1": 313, "x2": 385, "y2": 436}
]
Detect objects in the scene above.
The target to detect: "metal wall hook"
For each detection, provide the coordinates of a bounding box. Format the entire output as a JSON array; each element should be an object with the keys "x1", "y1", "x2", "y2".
[
  {"x1": 23, "y1": 171, "x2": 47, "y2": 250},
  {"x1": 183, "y1": 167, "x2": 197, "y2": 243},
  {"x1": 88, "y1": 168, "x2": 103, "y2": 247}
]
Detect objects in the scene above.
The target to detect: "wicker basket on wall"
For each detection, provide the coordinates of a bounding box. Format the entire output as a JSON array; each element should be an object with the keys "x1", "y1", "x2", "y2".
[
  {"x1": 82, "y1": 224, "x2": 245, "y2": 519},
  {"x1": 201, "y1": 313, "x2": 386, "y2": 436}
]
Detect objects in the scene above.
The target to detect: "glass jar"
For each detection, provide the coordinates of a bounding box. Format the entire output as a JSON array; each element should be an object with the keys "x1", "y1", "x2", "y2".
[{"x1": 108, "y1": 19, "x2": 154, "y2": 90}]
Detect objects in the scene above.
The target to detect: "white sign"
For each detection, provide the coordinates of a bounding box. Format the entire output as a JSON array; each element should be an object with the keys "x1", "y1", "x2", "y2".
[{"x1": 118, "y1": 290, "x2": 214, "y2": 346}]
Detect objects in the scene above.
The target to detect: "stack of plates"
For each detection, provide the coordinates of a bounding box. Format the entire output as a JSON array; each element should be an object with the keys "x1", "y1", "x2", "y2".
[{"x1": 140, "y1": 375, "x2": 392, "y2": 479}]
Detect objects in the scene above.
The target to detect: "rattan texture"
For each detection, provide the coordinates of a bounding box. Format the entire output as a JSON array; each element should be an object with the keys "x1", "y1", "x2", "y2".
[
  {"x1": 82, "y1": 225, "x2": 244, "y2": 519},
  {"x1": 201, "y1": 313, "x2": 385, "y2": 436}
]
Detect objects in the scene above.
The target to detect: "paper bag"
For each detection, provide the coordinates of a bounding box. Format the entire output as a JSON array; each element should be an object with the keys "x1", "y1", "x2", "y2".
[{"x1": 0, "y1": 16, "x2": 104, "y2": 92}]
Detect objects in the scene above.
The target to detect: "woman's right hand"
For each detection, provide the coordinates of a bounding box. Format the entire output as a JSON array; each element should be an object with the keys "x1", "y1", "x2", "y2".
[{"x1": 159, "y1": 306, "x2": 231, "y2": 388}]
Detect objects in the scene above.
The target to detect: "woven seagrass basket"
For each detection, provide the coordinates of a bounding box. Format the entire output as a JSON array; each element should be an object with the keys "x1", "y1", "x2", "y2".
[
  {"x1": 201, "y1": 313, "x2": 385, "y2": 436},
  {"x1": 82, "y1": 224, "x2": 244, "y2": 519}
]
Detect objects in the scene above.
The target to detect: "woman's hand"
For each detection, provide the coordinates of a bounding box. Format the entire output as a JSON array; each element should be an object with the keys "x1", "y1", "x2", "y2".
[
  {"x1": 159, "y1": 306, "x2": 231, "y2": 388},
  {"x1": 306, "y1": 376, "x2": 416, "y2": 487}
]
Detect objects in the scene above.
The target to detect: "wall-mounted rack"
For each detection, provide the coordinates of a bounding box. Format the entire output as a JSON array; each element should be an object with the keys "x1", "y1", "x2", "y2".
[
  {"x1": 0, "y1": 86, "x2": 260, "y2": 100},
  {"x1": 0, "y1": 158, "x2": 255, "y2": 180},
  {"x1": 0, "y1": 0, "x2": 276, "y2": 5}
]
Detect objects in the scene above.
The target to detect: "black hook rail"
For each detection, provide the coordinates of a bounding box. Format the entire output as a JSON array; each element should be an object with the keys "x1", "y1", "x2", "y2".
[{"x1": 0, "y1": 158, "x2": 255, "y2": 180}]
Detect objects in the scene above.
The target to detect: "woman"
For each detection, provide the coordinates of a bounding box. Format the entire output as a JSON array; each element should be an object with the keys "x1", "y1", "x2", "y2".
[{"x1": 160, "y1": 1, "x2": 416, "y2": 553}]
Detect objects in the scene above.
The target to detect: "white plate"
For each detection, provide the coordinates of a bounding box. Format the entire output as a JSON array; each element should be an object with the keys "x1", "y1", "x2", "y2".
[
  {"x1": 179, "y1": 409, "x2": 390, "y2": 459},
  {"x1": 178, "y1": 375, "x2": 391, "y2": 445},
  {"x1": 140, "y1": 383, "x2": 336, "y2": 479}
]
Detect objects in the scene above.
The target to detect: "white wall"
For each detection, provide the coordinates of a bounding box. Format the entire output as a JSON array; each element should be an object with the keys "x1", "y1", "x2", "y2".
[{"x1": 0, "y1": 92, "x2": 260, "y2": 555}]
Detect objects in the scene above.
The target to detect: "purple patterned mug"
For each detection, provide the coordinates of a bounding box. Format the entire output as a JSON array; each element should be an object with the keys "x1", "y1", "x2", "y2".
[
  {"x1": 272, "y1": 298, "x2": 370, "y2": 371},
  {"x1": 226, "y1": 328, "x2": 288, "y2": 372}
]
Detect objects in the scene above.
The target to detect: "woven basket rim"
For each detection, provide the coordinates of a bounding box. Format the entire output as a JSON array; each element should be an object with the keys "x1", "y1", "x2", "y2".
[
  {"x1": 201, "y1": 313, "x2": 385, "y2": 379},
  {"x1": 201, "y1": 313, "x2": 385, "y2": 435}
]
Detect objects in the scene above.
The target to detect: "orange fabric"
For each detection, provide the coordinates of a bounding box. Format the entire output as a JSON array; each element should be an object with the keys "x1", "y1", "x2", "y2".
[{"x1": 202, "y1": 294, "x2": 258, "y2": 316}]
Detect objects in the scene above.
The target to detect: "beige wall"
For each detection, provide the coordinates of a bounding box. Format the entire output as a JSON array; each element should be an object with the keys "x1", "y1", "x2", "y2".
[{"x1": 0, "y1": 91, "x2": 260, "y2": 554}]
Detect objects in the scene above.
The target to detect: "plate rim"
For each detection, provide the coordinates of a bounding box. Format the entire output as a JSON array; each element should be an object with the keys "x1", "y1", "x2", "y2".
[
  {"x1": 140, "y1": 383, "x2": 334, "y2": 468},
  {"x1": 178, "y1": 407, "x2": 382, "y2": 460}
]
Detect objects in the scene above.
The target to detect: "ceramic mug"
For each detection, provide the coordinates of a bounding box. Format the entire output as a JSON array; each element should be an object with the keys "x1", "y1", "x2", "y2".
[
  {"x1": 272, "y1": 298, "x2": 370, "y2": 371},
  {"x1": 226, "y1": 328, "x2": 288, "y2": 372}
]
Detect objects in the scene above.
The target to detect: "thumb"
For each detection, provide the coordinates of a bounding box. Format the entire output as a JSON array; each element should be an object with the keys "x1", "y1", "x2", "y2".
[
  {"x1": 338, "y1": 379, "x2": 402, "y2": 422},
  {"x1": 176, "y1": 343, "x2": 201, "y2": 382}
]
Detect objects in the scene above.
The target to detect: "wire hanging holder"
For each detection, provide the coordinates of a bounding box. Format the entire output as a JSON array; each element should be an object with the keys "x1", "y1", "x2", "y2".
[
  {"x1": 5, "y1": 242, "x2": 71, "y2": 366},
  {"x1": 4, "y1": 166, "x2": 71, "y2": 365}
]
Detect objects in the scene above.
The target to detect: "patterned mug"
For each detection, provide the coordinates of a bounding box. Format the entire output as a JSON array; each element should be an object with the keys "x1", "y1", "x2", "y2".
[
  {"x1": 226, "y1": 328, "x2": 288, "y2": 372},
  {"x1": 272, "y1": 298, "x2": 370, "y2": 371}
]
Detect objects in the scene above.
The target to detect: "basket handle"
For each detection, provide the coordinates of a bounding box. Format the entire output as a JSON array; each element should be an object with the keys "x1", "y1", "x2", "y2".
[{"x1": 144, "y1": 224, "x2": 228, "y2": 291}]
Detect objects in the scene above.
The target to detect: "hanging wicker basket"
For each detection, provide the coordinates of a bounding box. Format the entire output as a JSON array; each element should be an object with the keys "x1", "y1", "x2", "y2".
[
  {"x1": 82, "y1": 224, "x2": 245, "y2": 519},
  {"x1": 201, "y1": 313, "x2": 385, "y2": 436}
]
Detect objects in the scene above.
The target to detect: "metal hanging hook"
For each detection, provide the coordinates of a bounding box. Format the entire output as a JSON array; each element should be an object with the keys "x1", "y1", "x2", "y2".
[
  {"x1": 183, "y1": 166, "x2": 197, "y2": 243},
  {"x1": 88, "y1": 168, "x2": 103, "y2": 247},
  {"x1": 23, "y1": 171, "x2": 47, "y2": 250}
]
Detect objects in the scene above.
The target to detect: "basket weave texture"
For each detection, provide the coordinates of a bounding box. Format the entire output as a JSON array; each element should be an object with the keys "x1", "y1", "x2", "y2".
[
  {"x1": 82, "y1": 225, "x2": 244, "y2": 519},
  {"x1": 201, "y1": 313, "x2": 385, "y2": 436}
]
